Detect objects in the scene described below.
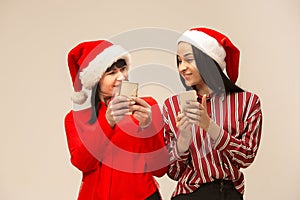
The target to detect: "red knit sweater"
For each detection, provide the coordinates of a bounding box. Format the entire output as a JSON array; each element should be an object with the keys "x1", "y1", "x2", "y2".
[{"x1": 65, "y1": 97, "x2": 168, "y2": 200}]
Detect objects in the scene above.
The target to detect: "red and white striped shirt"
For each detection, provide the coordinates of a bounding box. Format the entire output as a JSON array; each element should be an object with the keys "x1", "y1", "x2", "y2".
[{"x1": 163, "y1": 91, "x2": 262, "y2": 198}]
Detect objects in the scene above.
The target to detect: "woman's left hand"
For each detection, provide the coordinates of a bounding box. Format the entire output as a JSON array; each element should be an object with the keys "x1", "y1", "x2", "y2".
[
  {"x1": 184, "y1": 95, "x2": 210, "y2": 131},
  {"x1": 130, "y1": 97, "x2": 152, "y2": 128}
]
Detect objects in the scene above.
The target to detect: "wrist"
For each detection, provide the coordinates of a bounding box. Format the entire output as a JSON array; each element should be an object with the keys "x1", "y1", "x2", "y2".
[
  {"x1": 139, "y1": 117, "x2": 152, "y2": 129},
  {"x1": 177, "y1": 134, "x2": 192, "y2": 153},
  {"x1": 107, "y1": 119, "x2": 115, "y2": 128},
  {"x1": 207, "y1": 119, "x2": 221, "y2": 141},
  {"x1": 105, "y1": 112, "x2": 116, "y2": 128}
]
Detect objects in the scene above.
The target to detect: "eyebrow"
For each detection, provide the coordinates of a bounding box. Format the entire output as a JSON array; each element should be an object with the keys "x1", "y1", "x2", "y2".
[{"x1": 183, "y1": 53, "x2": 193, "y2": 57}]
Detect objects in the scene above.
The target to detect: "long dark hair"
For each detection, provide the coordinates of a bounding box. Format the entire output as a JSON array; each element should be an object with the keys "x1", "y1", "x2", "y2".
[
  {"x1": 88, "y1": 59, "x2": 127, "y2": 124},
  {"x1": 89, "y1": 84, "x2": 100, "y2": 124},
  {"x1": 178, "y1": 45, "x2": 244, "y2": 94}
]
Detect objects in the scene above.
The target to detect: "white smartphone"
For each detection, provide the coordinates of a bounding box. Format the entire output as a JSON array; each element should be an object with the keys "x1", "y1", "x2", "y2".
[
  {"x1": 119, "y1": 81, "x2": 138, "y2": 98},
  {"x1": 179, "y1": 90, "x2": 197, "y2": 112}
]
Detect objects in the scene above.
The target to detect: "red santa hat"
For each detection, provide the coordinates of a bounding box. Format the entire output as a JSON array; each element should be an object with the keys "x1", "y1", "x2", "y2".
[
  {"x1": 67, "y1": 40, "x2": 131, "y2": 104},
  {"x1": 177, "y1": 27, "x2": 240, "y2": 83}
]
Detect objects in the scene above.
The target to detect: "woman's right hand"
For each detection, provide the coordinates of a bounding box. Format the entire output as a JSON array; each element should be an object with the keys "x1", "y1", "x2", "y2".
[
  {"x1": 176, "y1": 112, "x2": 193, "y2": 154},
  {"x1": 106, "y1": 95, "x2": 131, "y2": 127}
]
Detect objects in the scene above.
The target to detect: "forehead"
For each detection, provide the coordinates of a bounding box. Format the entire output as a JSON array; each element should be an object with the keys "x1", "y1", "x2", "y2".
[{"x1": 177, "y1": 42, "x2": 193, "y2": 56}]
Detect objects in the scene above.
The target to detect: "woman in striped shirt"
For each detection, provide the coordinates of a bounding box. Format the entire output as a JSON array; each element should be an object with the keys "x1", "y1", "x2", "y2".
[{"x1": 163, "y1": 27, "x2": 262, "y2": 200}]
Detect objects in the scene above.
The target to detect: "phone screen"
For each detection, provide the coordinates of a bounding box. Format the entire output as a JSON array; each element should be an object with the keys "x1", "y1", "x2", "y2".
[
  {"x1": 119, "y1": 81, "x2": 138, "y2": 98},
  {"x1": 179, "y1": 90, "x2": 197, "y2": 112}
]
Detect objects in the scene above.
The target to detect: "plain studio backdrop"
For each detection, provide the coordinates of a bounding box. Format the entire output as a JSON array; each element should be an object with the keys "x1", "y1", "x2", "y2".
[{"x1": 1, "y1": 0, "x2": 300, "y2": 199}]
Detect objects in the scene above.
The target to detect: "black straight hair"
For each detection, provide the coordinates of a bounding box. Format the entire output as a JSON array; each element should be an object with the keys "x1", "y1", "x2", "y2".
[
  {"x1": 178, "y1": 45, "x2": 244, "y2": 94},
  {"x1": 89, "y1": 84, "x2": 100, "y2": 124}
]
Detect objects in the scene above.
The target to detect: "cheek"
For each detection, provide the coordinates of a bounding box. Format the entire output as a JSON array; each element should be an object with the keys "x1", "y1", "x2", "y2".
[
  {"x1": 99, "y1": 77, "x2": 112, "y2": 91},
  {"x1": 122, "y1": 71, "x2": 129, "y2": 80}
]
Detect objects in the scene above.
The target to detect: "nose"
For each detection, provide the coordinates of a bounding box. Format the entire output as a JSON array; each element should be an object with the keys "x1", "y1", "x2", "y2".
[
  {"x1": 178, "y1": 60, "x2": 187, "y2": 73},
  {"x1": 116, "y1": 70, "x2": 128, "y2": 81}
]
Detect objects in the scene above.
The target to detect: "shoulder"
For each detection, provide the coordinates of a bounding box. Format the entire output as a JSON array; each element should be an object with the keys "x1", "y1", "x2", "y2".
[
  {"x1": 163, "y1": 94, "x2": 179, "y2": 105},
  {"x1": 227, "y1": 91, "x2": 262, "y2": 114},
  {"x1": 243, "y1": 91, "x2": 261, "y2": 105},
  {"x1": 64, "y1": 108, "x2": 92, "y2": 125},
  {"x1": 162, "y1": 94, "x2": 180, "y2": 115},
  {"x1": 64, "y1": 110, "x2": 74, "y2": 123},
  {"x1": 227, "y1": 91, "x2": 261, "y2": 104},
  {"x1": 140, "y1": 96, "x2": 159, "y2": 106}
]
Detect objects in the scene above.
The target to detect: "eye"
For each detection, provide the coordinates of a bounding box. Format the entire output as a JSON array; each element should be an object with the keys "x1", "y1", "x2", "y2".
[
  {"x1": 185, "y1": 57, "x2": 194, "y2": 63},
  {"x1": 120, "y1": 66, "x2": 128, "y2": 72},
  {"x1": 106, "y1": 70, "x2": 117, "y2": 75},
  {"x1": 177, "y1": 56, "x2": 182, "y2": 64},
  {"x1": 186, "y1": 58, "x2": 194, "y2": 63}
]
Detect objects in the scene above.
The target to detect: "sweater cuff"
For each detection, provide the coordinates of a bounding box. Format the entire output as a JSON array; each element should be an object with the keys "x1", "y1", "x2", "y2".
[
  {"x1": 99, "y1": 116, "x2": 115, "y2": 137},
  {"x1": 174, "y1": 143, "x2": 190, "y2": 162},
  {"x1": 213, "y1": 128, "x2": 231, "y2": 151}
]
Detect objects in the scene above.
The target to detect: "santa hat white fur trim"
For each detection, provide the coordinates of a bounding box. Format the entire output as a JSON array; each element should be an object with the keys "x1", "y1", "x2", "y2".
[
  {"x1": 177, "y1": 30, "x2": 226, "y2": 70},
  {"x1": 79, "y1": 45, "x2": 131, "y2": 90}
]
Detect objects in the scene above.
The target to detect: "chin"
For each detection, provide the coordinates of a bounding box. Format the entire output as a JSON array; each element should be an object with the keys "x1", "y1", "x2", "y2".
[{"x1": 185, "y1": 81, "x2": 193, "y2": 87}]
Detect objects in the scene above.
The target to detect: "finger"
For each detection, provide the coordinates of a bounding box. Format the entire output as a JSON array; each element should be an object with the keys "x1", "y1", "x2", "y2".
[
  {"x1": 114, "y1": 115, "x2": 126, "y2": 123},
  {"x1": 131, "y1": 105, "x2": 151, "y2": 114},
  {"x1": 131, "y1": 97, "x2": 150, "y2": 108},
  {"x1": 133, "y1": 112, "x2": 147, "y2": 121},
  {"x1": 181, "y1": 116, "x2": 191, "y2": 129},
  {"x1": 201, "y1": 94, "x2": 207, "y2": 110},
  {"x1": 186, "y1": 101, "x2": 200, "y2": 109},
  {"x1": 185, "y1": 112, "x2": 200, "y2": 122},
  {"x1": 177, "y1": 112, "x2": 184, "y2": 118},
  {"x1": 176, "y1": 112, "x2": 185, "y2": 123},
  {"x1": 111, "y1": 108, "x2": 130, "y2": 117},
  {"x1": 184, "y1": 107, "x2": 200, "y2": 115},
  {"x1": 177, "y1": 115, "x2": 189, "y2": 127},
  {"x1": 111, "y1": 95, "x2": 130, "y2": 105},
  {"x1": 110, "y1": 101, "x2": 130, "y2": 111}
]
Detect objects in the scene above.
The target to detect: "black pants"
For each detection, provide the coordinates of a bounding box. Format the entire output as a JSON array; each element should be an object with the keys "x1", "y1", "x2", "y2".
[
  {"x1": 146, "y1": 190, "x2": 161, "y2": 200},
  {"x1": 173, "y1": 180, "x2": 243, "y2": 200}
]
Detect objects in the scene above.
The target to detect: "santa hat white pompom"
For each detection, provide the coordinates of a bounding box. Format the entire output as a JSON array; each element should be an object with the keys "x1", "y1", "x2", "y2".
[{"x1": 71, "y1": 90, "x2": 88, "y2": 105}]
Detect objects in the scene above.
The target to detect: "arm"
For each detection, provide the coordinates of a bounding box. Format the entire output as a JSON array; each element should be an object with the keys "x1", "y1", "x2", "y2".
[
  {"x1": 163, "y1": 101, "x2": 191, "y2": 181},
  {"x1": 64, "y1": 110, "x2": 114, "y2": 172},
  {"x1": 185, "y1": 93, "x2": 262, "y2": 168},
  {"x1": 213, "y1": 95, "x2": 262, "y2": 168},
  {"x1": 137, "y1": 97, "x2": 169, "y2": 177}
]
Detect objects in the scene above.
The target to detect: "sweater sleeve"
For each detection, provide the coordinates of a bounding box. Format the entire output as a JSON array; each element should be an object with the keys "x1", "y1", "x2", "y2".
[
  {"x1": 162, "y1": 100, "x2": 191, "y2": 181},
  {"x1": 140, "y1": 97, "x2": 169, "y2": 177},
  {"x1": 64, "y1": 109, "x2": 114, "y2": 172},
  {"x1": 213, "y1": 94, "x2": 263, "y2": 168}
]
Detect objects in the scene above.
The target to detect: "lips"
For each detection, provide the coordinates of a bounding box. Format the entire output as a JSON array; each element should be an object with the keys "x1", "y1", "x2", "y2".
[{"x1": 182, "y1": 73, "x2": 192, "y2": 79}]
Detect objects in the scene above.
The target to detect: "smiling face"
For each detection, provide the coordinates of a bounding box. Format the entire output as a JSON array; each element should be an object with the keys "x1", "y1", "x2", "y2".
[
  {"x1": 177, "y1": 42, "x2": 204, "y2": 87},
  {"x1": 98, "y1": 59, "x2": 129, "y2": 101}
]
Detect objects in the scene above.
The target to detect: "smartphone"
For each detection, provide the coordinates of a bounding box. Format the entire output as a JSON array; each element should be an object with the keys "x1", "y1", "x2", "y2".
[
  {"x1": 179, "y1": 90, "x2": 197, "y2": 112},
  {"x1": 119, "y1": 81, "x2": 138, "y2": 98}
]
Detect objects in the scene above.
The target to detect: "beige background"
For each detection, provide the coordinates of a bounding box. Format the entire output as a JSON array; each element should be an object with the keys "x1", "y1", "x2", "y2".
[{"x1": 1, "y1": 0, "x2": 300, "y2": 199}]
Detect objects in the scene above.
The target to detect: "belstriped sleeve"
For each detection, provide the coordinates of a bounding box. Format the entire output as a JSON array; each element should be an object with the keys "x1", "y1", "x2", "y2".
[
  {"x1": 163, "y1": 98, "x2": 191, "y2": 180},
  {"x1": 214, "y1": 93, "x2": 263, "y2": 168}
]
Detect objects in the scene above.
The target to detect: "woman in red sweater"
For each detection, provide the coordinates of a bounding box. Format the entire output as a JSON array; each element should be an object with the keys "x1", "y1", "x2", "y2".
[{"x1": 64, "y1": 40, "x2": 168, "y2": 200}]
